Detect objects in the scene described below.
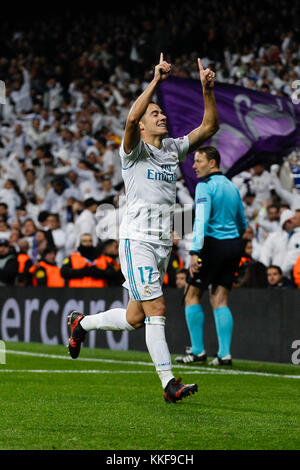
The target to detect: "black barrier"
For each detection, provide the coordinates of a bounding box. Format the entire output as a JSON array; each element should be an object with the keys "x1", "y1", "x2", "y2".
[{"x1": 0, "y1": 287, "x2": 299, "y2": 363}]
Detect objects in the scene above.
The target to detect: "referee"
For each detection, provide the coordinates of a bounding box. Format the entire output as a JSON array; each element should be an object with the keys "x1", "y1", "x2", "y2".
[{"x1": 176, "y1": 146, "x2": 248, "y2": 366}]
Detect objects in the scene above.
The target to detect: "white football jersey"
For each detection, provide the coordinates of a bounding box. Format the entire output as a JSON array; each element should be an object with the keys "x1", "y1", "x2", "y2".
[{"x1": 119, "y1": 136, "x2": 189, "y2": 245}]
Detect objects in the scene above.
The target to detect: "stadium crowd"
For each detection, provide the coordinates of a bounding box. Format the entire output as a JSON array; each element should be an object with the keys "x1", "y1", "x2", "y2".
[{"x1": 1, "y1": 0, "x2": 300, "y2": 288}]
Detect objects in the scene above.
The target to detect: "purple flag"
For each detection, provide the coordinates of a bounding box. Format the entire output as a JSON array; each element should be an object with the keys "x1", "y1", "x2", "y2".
[{"x1": 158, "y1": 76, "x2": 300, "y2": 195}]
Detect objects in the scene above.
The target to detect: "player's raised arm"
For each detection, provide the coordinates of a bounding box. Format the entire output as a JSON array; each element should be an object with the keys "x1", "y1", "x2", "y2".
[
  {"x1": 188, "y1": 58, "x2": 219, "y2": 153},
  {"x1": 123, "y1": 53, "x2": 172, "y2": 154}
]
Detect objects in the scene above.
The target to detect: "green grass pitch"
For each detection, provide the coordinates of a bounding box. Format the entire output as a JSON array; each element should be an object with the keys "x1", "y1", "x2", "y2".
[{"x1": 0, "y1": 341, "x2": 300, "y2": 451}]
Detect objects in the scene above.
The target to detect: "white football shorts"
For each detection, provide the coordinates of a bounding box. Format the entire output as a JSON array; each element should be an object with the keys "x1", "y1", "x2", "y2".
[{"x1": 119, "y1": 239, "x2": 171, "y2": 301}]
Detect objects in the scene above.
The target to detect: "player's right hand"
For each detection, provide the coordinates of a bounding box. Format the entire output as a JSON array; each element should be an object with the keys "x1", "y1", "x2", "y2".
[
  {"x1": 189, "y1": 254, "x2": 202, "y2": 278},
  {"x1": 154, "y1": 53, "x2": 172, "y2": 82}
]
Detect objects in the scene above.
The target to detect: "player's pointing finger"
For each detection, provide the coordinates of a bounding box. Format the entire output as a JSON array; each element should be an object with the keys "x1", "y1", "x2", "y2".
[
  {"x1": 160, "y1": 52, "x2": 164, "y2": 64},
  {"x1": 198, "y1": 58, "x2": 204, "y2": 71}
]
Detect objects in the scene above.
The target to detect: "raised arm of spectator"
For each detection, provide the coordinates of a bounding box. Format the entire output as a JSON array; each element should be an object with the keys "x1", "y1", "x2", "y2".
[
  {"x1": 20, "y1": 66, "x2": 30, "y2": 86},
  {"x1": 270, "y1": 166, "x2": 294, "y2": 207},
  {"x1": 123, "y1": 53, "x2": 171, "y2": 154},
  {"x1": 52, "y1": 166, "x2": 73, "y2": 176},
  {"x1": 257, "y1": 206, "x2": 277, "y2": 232},
  {"x1": 187, "y1": 59, "x2": 219, "y2": 153}
]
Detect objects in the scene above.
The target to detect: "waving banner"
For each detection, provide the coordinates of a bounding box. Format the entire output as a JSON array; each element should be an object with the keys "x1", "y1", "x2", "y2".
[{"x1": 158, "y1": 76, "x2": 300, "y2": 195}]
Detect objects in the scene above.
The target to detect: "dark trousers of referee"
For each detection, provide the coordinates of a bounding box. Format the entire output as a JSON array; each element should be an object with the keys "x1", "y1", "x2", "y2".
[{"x1": 185, "y1": 236, "x2": 242, "y2": 362}]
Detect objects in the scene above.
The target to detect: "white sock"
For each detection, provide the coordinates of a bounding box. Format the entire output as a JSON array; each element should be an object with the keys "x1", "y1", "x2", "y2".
[
  {"x1": 80, "y1": 308, "x2": 135, "y2": 332},
  {"x1": 145, "y1": 316, "x2": 174, "y2": 389}
]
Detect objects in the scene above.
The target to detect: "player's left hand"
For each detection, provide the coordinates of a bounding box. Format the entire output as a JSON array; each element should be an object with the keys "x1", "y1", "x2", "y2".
[
  {"x1": 198, "y1": 58, "x2": 216, "y2": 89},
  {"x1": 189, "y1": 254, "x2": 202, "y2": 278}
]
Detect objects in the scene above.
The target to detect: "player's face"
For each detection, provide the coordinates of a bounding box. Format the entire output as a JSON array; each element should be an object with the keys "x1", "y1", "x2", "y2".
[
  {"x1": 193, "y1": 152, "x2": 212, "y2": 178},
  {"x1": 140, "y1": 104, "x2": 168, "y2": 136}
]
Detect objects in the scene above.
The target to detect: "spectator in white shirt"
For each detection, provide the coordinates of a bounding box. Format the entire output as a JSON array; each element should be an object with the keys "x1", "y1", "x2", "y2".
[
  {"x1": 250, "y1": 163, "x2": 272, "y2": 205},
  {"x1": 22, "y1": 217, "x2": 39, "y2": 263},
  {"x1": 5, "y1": 123, "x2": 27, "y2": 156},
  {"x1": 74, "y1": 197, "x2": 99, "y2": 247},
  {"x1": 270, "y1": 164, "x2": 300, "y2": 211},
  {"x1": 96, "y1": 138, "x2": 116, "y2": 180},
  {"x1": 64, "y1": 170, "x2": 84, "y2": 201},
  {"x1": 259, "y1": 209, "x2": 294, "y2": 270},
  {"x1": 94, "y1": 176, "x2": 117, "y2": 203},
  {"x1": 85, "y1": 146, "x2": 102, "y2": 171},
  {"x1": 0, "y1": 179, "x2": 21, "y2": 220},
  {"x1": 282, "y1": 210, "x2": 300, "y2": 278},
  {"x1": 242, "y1": 190, "x2": 261, "y2": 229},
  {"x1": 1, "y1": 86, "x2": 16, "y2": 124},
  {"x1": 10, "y1": 67, "x2": 33, "y2": 113},
  {"x1": 44, "y1": 213, "x2": 67, "y2": 266},
  {"x1": 257, "y1": 203, "x2": 280, "y2": 243},
  {"x1": 44, "y1": 77, "x2": 63, "y2": 111},
  {"x1": 26, "y1": 118, "x2": 44, "y2": 149},
  {"x1": 21, "y1": 167, "x2": 46, "y2": 203},
  {"x1": 41, "y1": 177, "x2": 69, "y2": 223}
]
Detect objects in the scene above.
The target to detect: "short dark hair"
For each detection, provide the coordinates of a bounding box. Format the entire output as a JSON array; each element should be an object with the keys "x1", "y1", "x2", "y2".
[
  {"x1": 102, "y1": 238, "x2": 118, "y2": 248},
  {"x1": 38, "y1": 210, "x2": 50, "y2": 223},
  {"x1": 241, "y1": 238, "x2": 252, "y2": 253},
  {"x1": 197, "y1": 146, "x2": 221, "y2": 168},
  {"x1": 25, "y1": 168, "x2": 35, "y2": 176},
  {"x1": 47, "y1": 213, "x2": 60, "y2": 222},
  {"x1": 176, "y1": 268, "x2": 188, "y2": 276},
  {"x1": 267, "y1": 265, "x2": 282, "y2": 275}
]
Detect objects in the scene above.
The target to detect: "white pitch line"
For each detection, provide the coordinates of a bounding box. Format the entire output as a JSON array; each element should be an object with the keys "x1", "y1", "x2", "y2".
[
  {"x1": 0, "y1": 369, "x2": 155, "y2": 374},
  {"x1": 6, "y1": 349, "x2": 157, "y2": 367},
  {"x1": 181, "y1": 370, "x2": 300, "y2": 379},
  {"x1": 4, "y1": 349, "x2": 300, "y2": 379},
  {"x1": 0, "y1": 368, "x2": 299, "y2": 379},
  {"x1": 6, "y1": 349, "x2": 212, "y2": 371}
]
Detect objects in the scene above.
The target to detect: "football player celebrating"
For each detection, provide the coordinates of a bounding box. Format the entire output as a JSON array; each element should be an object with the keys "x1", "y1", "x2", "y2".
[{"x1": 68, "y1": 53, "x2": 219, "y2": 403}]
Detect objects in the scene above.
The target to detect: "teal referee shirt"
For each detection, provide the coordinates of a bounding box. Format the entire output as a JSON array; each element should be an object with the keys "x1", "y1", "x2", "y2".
[{"x1": 191, "y1": 172, "x2": 248, "y2": 253}]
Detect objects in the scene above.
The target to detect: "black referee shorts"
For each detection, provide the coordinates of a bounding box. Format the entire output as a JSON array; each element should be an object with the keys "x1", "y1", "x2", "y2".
[{"x1": 187, "y1": 236, "x2": 242, "y2": 291}]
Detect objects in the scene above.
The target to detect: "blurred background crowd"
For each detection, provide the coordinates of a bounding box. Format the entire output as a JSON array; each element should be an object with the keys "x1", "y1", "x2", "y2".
[{"x1": 1, "y1": 0, "x2": 300, "y2": 289}]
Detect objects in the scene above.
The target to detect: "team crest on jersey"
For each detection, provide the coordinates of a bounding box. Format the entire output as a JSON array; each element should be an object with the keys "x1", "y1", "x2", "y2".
[{"x1": 144, "y1": 286, "x2": 152, "y2": 296}]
